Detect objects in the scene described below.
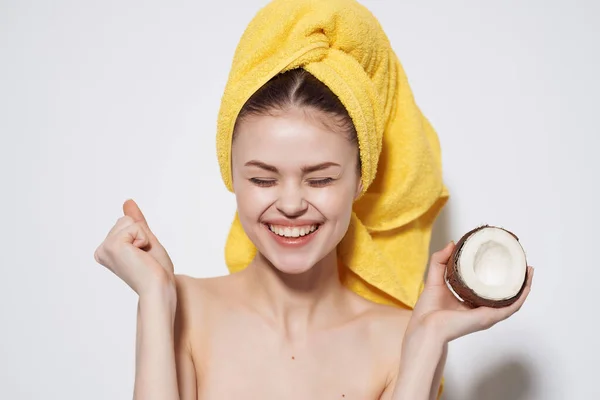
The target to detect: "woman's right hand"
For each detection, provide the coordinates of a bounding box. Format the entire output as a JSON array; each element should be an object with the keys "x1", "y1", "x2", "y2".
[{"x1": 94, "y1": 199, "x2": 176, "y2": 297}]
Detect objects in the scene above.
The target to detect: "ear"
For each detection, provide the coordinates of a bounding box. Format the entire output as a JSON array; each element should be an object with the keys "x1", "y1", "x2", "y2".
[{"x1": 354, "y1": 178, "x2": 364, "y2": 200}]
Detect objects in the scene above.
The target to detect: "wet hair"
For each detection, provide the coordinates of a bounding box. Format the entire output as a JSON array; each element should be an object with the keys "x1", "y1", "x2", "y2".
[{"x1": 232, "y1": 68, "x2": 361, "y2": 171}]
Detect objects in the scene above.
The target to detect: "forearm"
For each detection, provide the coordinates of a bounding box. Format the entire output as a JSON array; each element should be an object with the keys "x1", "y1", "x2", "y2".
[
  {"x1": 392, "y1": 328, "x2": 445, "y2": 400},
  {"x1": 133, "y1": 283, "x2": 180, "y2": 400},
  {"x1": 429, "y1": 343, "x2": 448, "y2": 400}
]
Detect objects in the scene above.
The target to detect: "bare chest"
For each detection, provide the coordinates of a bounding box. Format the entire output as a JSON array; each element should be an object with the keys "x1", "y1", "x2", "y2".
[{"x1": 193, "y1": 322, "x2": 391, "y2": 400}]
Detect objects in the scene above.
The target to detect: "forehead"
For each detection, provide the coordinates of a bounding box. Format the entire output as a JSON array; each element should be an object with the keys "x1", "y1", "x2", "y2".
[{"x1": 232, "y1": 108, "x2": 357, "y2": 167}]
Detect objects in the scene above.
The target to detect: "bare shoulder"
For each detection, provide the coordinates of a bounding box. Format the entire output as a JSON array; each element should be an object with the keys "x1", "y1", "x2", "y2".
[
  {"x1": 174, "y1": 273, "x2": 233, "y2": 300},
  {"x1": 349, "y1": 294, "x2": 414, "y2": 382},
  {"x1": 344, "y1": 289, "x2": 412, "y2": 334},
  {"x1": 174, "y1": 273, "x2": 241, "y2": 312},
  {"x1": 173, "y1": 273, "x2": 242, "y2": 332},
  {"x1": 361, "y1": 299, "x2": 413, "y2": 345}
]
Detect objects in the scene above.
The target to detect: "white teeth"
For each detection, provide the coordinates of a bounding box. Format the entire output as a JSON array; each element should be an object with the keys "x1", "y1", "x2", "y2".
[{"x1": 268, "y1": 224, "x2": 318, "y2": 238}]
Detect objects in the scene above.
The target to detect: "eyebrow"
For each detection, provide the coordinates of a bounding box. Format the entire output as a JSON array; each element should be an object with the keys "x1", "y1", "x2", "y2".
[{"x1": 244, "y1": 160, "x2": 341, "y2": 173}]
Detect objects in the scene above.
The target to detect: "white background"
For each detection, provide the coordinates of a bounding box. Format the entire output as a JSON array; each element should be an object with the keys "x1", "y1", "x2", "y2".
[{"x1": 1, "y1": 1, "x2": 598, "y2": 399}]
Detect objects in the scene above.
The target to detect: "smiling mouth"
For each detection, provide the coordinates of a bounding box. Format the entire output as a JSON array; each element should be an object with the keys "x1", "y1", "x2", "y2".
[{"x1": 266, "y1": 223, "x2": 320, "y2": 238}]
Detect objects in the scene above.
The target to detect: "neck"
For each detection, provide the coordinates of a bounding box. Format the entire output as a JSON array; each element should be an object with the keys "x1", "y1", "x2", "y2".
[{"x1": 243, "y1": 250, "x2": 347, "y2": 339}]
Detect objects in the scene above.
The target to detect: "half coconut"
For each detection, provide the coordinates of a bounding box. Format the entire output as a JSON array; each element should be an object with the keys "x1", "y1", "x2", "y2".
[{"x1": 445, "y1": 225, "x2": 528, "y2": 308}]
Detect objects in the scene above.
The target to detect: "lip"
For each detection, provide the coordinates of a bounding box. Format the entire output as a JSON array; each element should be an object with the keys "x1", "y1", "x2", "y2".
[
  {"x1": 263, "y1": 223, "x2": 321, "y2": 248},
  {"x1": 262, "y1": 219, "x2": 323, "y2": 227}
]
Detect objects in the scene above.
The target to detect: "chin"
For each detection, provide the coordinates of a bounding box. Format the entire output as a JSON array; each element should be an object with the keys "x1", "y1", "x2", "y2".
[{"x1": 266, "y1": 253, "x2": 321, "y2": 275}]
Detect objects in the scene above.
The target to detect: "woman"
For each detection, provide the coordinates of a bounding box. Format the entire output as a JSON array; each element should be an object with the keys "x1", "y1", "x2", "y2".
[{"x1": 94, "y1": 1, "x2": 533, "y2": 399}]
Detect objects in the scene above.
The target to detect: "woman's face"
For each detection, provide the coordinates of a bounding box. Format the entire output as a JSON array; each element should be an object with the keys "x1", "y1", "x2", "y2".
[{"x1": 231, "y1": 106, "x2": 361, "y2": 274}]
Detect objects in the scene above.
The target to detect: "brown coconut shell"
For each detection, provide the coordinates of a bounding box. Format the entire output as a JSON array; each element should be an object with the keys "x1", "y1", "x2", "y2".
[{"x1": 445, "y1": 224, "x2": 527, "y2": 308}]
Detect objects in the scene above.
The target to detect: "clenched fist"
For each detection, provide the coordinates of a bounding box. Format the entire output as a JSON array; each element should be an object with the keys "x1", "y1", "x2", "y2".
[{"x1": 94, "y1": 199, "x2": 175, "y2": 296}]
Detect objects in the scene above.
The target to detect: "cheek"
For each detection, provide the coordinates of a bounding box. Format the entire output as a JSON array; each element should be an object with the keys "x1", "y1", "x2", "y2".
[
  {"x1": 310, "y1": 184, "x2": 356, "y2": 220},
  {"x1": 234, "y1": 183, "x2": 274, "y2": 218}
]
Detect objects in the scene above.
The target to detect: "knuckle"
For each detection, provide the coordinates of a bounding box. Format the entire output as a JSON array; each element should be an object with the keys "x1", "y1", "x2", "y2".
[
  {"x1": 118, "y1": 215, "x2": 135, "y2": 225},
  {"x1": 94, "y1": 245, "x2": 107, "y2": 264},
  {"x1": 478, "y1": 319, "x2": 488, "y2": 330},
  {"x1": 498, "y1": 310, "x2": 512, "y2": 322},
  {"x1": 479, "y1": 316, "x2": 494, "y2": 330},
  {"x1": 105, "y1": 216, "x2": 133, "y2": 238},
  {"x1": 514, "y1": 304, "x2": 523, "y2": 313},
  {"x1": 131, "y1": 221, "x2": 146, "y2": 235}
]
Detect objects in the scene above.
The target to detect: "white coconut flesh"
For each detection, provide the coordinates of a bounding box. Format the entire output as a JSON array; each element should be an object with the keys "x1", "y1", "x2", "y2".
[{"x1": 456, "y1": 227, "x2": 527, "y2": 301}]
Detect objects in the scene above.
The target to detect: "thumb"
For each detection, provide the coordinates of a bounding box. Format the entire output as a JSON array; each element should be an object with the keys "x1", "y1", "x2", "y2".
[
  {"x1": 431, "y1": 241, "x2": 455, "y2": 265},
  {"x1": 121, "y1": 199, "x2": 173, "y2": 271},
  {"x1": 123, "y1": 199, "x2": 156, "y2": 238},
  {"x1": 425, "y1": 241, "x2": 455, "y2": 286}
]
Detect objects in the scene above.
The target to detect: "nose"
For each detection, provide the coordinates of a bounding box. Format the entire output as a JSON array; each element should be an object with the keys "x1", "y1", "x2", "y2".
[{"x1": 276, "y1": 182, "x2": 308, "y2": 218}]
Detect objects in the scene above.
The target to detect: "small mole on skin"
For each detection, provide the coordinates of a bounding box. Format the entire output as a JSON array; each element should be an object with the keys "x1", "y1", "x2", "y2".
[
  {"x1": 342, "y1": 395, "x2": 345, "y2": 398},
  {"x1": 291, "y1": 356, "x2": 295, "y2": 360}
]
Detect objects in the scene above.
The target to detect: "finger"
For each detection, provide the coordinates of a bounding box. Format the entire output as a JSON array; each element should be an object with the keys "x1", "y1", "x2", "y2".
[
  {"x1": 442, "y1": 267, "x2": 534, "y2": 341},
  {"x1": 123, "y1": 199, "x2": 149, "y2": 228},
  {"x1": 95, "y1": 221, "x2": 149, "y2": 266},
  {"x1": 493, "y1": 266, "x2": 534, "y2": 320},
  {"x1": 467, "y1": 266, "x2": 534, "y2": 331},
  {"x1": 107, "y1": 215, "x2": 134, "y2": 234},
  {"x1": 425, "y1": 241, "x2": 455, "y2": 286},
  {"x1": 114, "y1": 221, "x2": 150, "y2": 249},
  {"x1": 123, "y1": 199, "x2": 157, "y2": 241},
  {"x1": 431, "y1": 241, "x2": 455, "y2": 265}
]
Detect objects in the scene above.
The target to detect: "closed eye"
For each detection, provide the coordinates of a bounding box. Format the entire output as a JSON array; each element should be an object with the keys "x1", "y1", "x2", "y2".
[
  {"x1": 249, "y1": 178, "x2": 276, "y2": 187},
  {"x1": 308, "y1": 178, "x2": 334, "y2": 187}
]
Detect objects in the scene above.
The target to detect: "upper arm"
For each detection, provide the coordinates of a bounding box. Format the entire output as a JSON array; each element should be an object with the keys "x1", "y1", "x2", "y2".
[
  {"x1": 174, "y1": 331, "x2": 197, "y2": 400},
  {"x1": 174, "y1": 275, "x2": 198, "y2": 400},
  {"x1": 378, "y1": 307, "x2": 447, "y2": 400},
  {"x1": 378, "y1": 309, "x2": 411, "y2": 400},
  {"x1": 378, "y1": 343, "x2": 447, "y2": 400}
]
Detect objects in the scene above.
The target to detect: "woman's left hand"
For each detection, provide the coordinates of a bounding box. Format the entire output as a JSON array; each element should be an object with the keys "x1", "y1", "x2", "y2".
[{"x1": 406, "y1": 241, "x2": 534, "y2": 343}]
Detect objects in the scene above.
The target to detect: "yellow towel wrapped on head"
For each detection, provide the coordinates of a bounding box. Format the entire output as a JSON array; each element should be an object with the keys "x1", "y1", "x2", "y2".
[{"x1": 217, "y1": 0, "x2": 449, "y2": 309}]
